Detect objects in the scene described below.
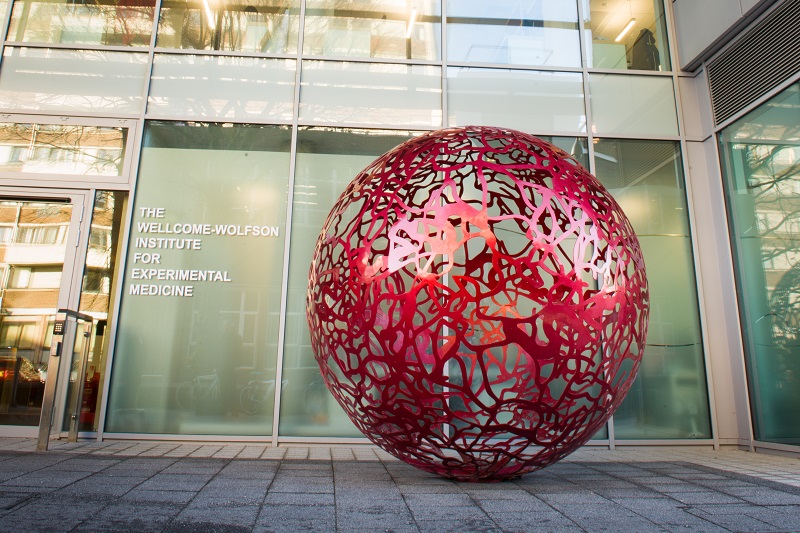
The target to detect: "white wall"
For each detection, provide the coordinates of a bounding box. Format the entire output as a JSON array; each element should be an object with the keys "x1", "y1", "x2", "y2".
[{"x1": 671, "y1": 0, "x2": 776, "y2": 70}]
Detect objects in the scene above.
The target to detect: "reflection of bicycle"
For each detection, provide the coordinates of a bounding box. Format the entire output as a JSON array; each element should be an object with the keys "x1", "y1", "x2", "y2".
[
  {"x1": 303, "y1": 379, "x2": 328, "y2": 418},
  {"x1": 240, "y1": 378, "x2": 276, "y2": 415},
  {"x1": 176, "y1": 371, "x2": 220, "y2": 411}
]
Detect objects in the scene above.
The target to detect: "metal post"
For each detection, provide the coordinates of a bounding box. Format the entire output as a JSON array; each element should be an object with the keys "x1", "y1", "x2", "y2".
[{"x1": 36, "y1": 312, "x2": 68, "y2": 451}]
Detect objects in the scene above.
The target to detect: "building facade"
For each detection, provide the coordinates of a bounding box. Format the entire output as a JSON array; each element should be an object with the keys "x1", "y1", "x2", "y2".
[{"x1": 0, "y1": 0, "x2": 795, "y2": 454}]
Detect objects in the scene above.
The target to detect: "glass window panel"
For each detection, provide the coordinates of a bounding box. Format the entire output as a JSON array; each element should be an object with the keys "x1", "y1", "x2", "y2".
[
  {"x1": 106, "y1": 122, "x2": 291, "y2": 436},
  {"x1": 447, "y1": 0, "x2": 580, "y2": 68},
  {"x1": 77, "y1": 191, "x2": 128, "y2": 431},
  {"x1": 300, "y1": 60, "x2": 441, "y2": 127},
  {"x1": 584, "y1": 0, "x2": 670, "y2": 71},
  {"x1": 148, "y1": 55, "x2": 296, "y2": 121},
  {"x1": 156, "y1": 0, "x2": 300, "y2": 53},
  {"x1": 548, "y1": 136, "x2": 589, "y2": 169},
  {"x1": 593, "y1": 138, "x2": 710, "y2": 439},
  {"x1": 28, "y1": 267, "x2": 62, "y2": 289},
  {"x1": 447, "y1": 68, "x2": 585, "y2": 133},
  {"x1": 0, "y1": 123, "x2": 126, "y2": 176},
  {"x1": 0, "y1": 2, "x2": 8, "y2": 37},
  {"x1": 303, "y1": 0, "x2": 440, "y2": 61},
  {"x1": 589, "y1": 74, "x2": 677, "y2": 136},
  {"x1": 0, "y1": 48, "x2": 148, "y2": 115},
  {"x1": 719, "y1": 82, "x2": 800, "y2": 445},
  {"x1": 281, "y1": 127, "x2": 419, "y2": 437},
  {"x1": 8, "y1": 0, "x2": 155, "y2": 46}
]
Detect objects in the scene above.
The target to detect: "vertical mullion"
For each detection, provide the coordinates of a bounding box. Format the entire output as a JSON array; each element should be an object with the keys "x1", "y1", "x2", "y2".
[
  {"x1": 96, "y1": 0, "x2": 163, "y2": 441},
  {"x1": 271, "y1": 0, "x2": 307, "y2": 446}
]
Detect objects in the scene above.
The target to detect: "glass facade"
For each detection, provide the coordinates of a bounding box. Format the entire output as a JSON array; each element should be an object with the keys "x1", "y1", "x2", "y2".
[
  {"x1": 720, "y1": 82, "x2": 800, "y2": 446},
  {"x1": 107, "y1": 122, "x2": 291, "y2": 435},
  {"x1": 0, "y1": 0, "x2": 734, "y2": 446}
]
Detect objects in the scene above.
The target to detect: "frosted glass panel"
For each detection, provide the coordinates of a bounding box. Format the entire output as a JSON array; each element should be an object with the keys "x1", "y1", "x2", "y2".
[
  {"x1": 280, "y1": 127, "x2": 418, "y2": 437},
  {"x1": 594, "y1": 138, "x2": 710, "y2": 439},
  {"x1": 0, "y1": 2, "x2": 7, "y2": 38},
  {"x1": 148, "y1": 55, "x2": 296, "y2": 121},
  {"x1": 299, "y1": 61, "x2": 441, "y2": 127},
  {"x1": 637, "y1": 236, "x2": 703, "y2": 348},
  {"x1": 447, "y1": 0, "x2": 580, "y2": 68},
  {"x1": 594, "y1": 139, "x2": 688, "y2": 236},
  {"x1": 589, "y1": 74, "x2": 678, "y2": 136},
  {"x1": 106, "y1": 123, "x2": 291, "y2": 436},
  {"x1": 615, "y1": 344, "x2": 709, "y2": 439},
  {"x1": 0, "y1": 48, "x2": 147, "y2": 114},
  {"x1": 447, "y1": 68, "x2": 585, "y2": 133}
]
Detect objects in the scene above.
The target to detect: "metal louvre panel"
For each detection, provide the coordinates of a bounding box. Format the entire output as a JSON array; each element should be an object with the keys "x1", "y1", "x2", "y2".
[{"x1": 707, "y1": 0, "x2": 800, "y2": 125}]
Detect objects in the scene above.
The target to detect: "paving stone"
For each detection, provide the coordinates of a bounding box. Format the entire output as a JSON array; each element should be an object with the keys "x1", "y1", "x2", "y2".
[
  {"x1": 536, "y1": 491, "x2": 612, "y2": 505},
  {"x1": 54, "y1": 477, "x2": 141, "y2": 498},
  {"x1": 162, "y1": 459, "x2": 228, "y2": 475},
  {"x1": 415, "y1": 518, "x2": 501, "y2": 533},
  {"x1": 487, "y1": 510, "x2": 580, "y2": 532},
  {"x1": 46, "y1": 457, "x2": 120, "y2": 472},
  {"x1": 173, "y1": 503, "x2": 261, "y2": 529},
  {"x1": 404, "y1": 504, "x2": 490, "y2": 523},
  {"x1": 669, "y1": 490, "x2": 746, "y2": 505},
  {"x1": 0, "y1": 491, "x2": 36, "y2": 511},
  {"x1": 255, "y1": 503, "x2": 336, "y2": 531},
  {"x1": 137, "y1": 472, "x2": 215, "y2": 492},
  {"x1": 403, "y1": 493, "x2": 474, "y2": 506},
  {"x1": 267, "y1": 478, "x2": 334, "y2": 494},
  {"x1": 754, "y1": 505, "x2": 800, "y2": 530},
  {"x1": 73, "y1": 502, "x2": 182, "y2": 532},
  {"x1": 686, "y1": 507, "x2": 782, "y2": 532},
  {"x1": 121, "y1": 488, "x2": 198, "y2": 504},
  {"x1": 721, "y1": 486, "x2": 800, "y2": 505},
  {"x1": 264, "y1": 491, "x2": 335, "y2": 506},
  {"x1": 336, "y1": 508, "x2": 417, "y2": 530},
  {"x1": 473, "y1": 495, "x2": 553, "y2": 513},
  {"x1": 0, "y1": 470, "x2": 91, "y2": 488}
]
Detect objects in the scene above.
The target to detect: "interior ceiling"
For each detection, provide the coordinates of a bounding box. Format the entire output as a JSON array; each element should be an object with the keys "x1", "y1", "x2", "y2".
[{"x1": 589, "y1": 0, "x2": 658, "y2": 42}]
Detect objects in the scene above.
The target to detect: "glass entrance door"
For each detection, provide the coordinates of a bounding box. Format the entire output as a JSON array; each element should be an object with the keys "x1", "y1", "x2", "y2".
[{"x1": 0, "y1": 194, "x2": 86, "y2": 435}]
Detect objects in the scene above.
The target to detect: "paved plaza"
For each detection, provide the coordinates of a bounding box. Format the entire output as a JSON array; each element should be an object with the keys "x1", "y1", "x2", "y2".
[{"x1": 0, "y1": 439, "x2": 798, "y2": 532}]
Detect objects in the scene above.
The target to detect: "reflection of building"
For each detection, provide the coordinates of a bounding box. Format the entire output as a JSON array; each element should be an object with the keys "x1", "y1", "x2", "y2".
[{"x1": 0, "y1": 0, "x2": 795, "y2": 457}]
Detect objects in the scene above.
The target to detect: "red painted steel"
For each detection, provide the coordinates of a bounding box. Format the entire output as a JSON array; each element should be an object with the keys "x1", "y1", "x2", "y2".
[{"x1": 307, "y1": 126, "x2": 649, "y2": 481}]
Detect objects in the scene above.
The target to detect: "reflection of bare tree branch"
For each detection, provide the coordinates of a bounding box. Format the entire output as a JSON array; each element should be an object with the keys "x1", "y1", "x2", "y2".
[
  {"x1": 12, "y1": 0, "x2": 155, "y2": 46},
  {"x1": 0, "y1": 123, "x2": 125, "y2": 176},
  {"x1": 744, "y1": 120, "x2": 800, "y2": 274}
]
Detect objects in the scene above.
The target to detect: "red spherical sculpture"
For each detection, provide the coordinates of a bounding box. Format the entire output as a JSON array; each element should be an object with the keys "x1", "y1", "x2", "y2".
[{"x1": 307, "y1": 126, "x2": 648, "y2": 481}]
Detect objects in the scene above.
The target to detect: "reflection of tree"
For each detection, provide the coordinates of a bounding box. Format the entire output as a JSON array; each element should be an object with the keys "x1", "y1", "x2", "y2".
[
  {"x1": 740, "y1": 119, "x2": 800, "y2": 435},
  {"x1": 0, "y1": 123, "x2": 125, "y2": 176},
  {"x1": 11, "y1": 0, "x2": 155, "y2": 46},
  {"x1": 302, "y1": 0, "x2": 436, "y2": 60},
  {"x1": 741, "y1": 122, "x2": 800, "y2": 297},
  {"x1": 80, "y1": 191, "x2": 125, "y2": 314},
  {"x1": 159, "y1": 0, "x2": 297, "y2": 52}
]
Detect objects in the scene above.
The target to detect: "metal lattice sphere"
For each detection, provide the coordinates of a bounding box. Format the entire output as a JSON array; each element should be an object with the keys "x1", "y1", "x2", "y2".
[{"x1": 307, "y1": 126, "x2": 649, "y2": 481}]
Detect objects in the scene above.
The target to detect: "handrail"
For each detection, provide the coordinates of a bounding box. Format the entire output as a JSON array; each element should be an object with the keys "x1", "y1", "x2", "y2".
[{"x1": 56, "y1": 308, "x2": 94, "y2": 323}]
